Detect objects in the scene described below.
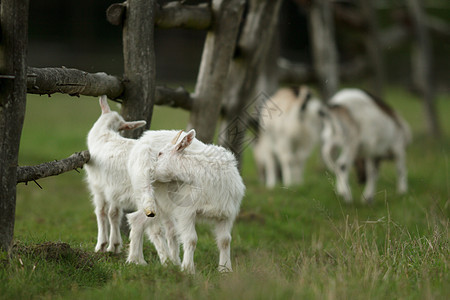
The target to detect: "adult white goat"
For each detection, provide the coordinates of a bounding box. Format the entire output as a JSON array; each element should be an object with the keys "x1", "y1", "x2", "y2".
[
  {"x1": 320, "y1": 88, "x2": 412, "y2": 203},
  {"x1": 128, "y1": 129, "x2": 245, "y2": 274},
  {"x1": 253, "y1": 86, "x2": 323, "y2": 188}
]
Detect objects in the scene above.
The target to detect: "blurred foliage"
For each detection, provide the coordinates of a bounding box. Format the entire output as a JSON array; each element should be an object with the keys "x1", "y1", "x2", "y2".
[{"x1": 27, "y1": 0, "x2": 450, "y2": 85}]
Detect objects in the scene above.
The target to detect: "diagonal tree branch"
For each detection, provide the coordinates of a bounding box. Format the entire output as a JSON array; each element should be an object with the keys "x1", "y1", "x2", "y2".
[{"x1": 16, "y1": 151, "x2": 91, "y2": 184}]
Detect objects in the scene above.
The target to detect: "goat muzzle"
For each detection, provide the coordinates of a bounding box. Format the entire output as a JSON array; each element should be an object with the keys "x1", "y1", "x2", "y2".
[{"x1": 144, "y1": 208, "x2": 156, "y2": 218}]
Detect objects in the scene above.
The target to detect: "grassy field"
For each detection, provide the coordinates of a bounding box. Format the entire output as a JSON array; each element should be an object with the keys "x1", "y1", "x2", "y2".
[{"x1": 1, "y1": 87, "x2": 449, "y2": 299}]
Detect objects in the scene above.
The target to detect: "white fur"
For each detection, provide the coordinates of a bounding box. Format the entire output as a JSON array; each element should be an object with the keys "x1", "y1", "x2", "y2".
[
  {"x1": 128, "y1": 129, "x2": 246, "y2": 274},
  {"x1": 253, "y1": 86, "x2": 323, "y2": 188},
  {"x1": 85, "y1": 96, "x2": 175, "y2": 265},
  {"x1": 125, "y1": 129, "x2": 189, "y2": 266},
  {"x1": 84, "y1": 96, "x2": 147, "y2": 254},
  {"x1": 321, "y1": 88, "x2": 411, "y2": 203}
]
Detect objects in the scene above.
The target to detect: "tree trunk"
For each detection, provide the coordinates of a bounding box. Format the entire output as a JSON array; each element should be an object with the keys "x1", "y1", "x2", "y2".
[
  {"x1": 219, "y1": 0, "x2": 283, "y2": 166},
  {"x1": 121, "y1": 0, "x2": 156, "y2": 138},
  {"x1": 308, "y1": 0, "x2": 339, "y2": 100},
  {"x1": 255, "y1": 31, "x2": 280, "y2": 98},
  {"x1": 188, "y1": 0, "x2": 245, "y2": 143},
  {"x1": 406, "y1": 0, "x2": 441, "y2": 138},
  {"x1": 358, "y1": 0, "x2": 385, "y2": 98},
  {"x1": 0, "y1": 0, "x2": 29, "y2": 252}
]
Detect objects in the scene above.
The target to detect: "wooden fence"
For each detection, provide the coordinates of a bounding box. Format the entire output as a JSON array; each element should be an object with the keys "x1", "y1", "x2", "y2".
[
  {"x1": 0, "y1": 0, "x2": 443, "y2": 252},
  {"x1": 0, "y1": 0, "x2": 284, "y2": 251}
]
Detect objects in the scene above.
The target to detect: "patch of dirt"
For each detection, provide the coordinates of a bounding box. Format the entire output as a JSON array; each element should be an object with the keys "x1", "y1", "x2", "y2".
[{"x1": 11, "y1": 242, "x2": 100, "y2": 270}]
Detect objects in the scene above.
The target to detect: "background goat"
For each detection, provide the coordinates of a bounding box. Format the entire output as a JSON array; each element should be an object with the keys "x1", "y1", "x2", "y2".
[
  {"x1": 320, "y1": 88, "x2": 412, "y2": 203},
  {"x1": 253, "y1": 86, "x2": 323, "y2": 188}
]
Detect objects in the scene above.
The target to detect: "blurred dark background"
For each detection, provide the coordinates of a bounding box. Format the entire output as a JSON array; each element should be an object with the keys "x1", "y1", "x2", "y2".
[{"x1": 28, "y1": 0, "x2": 450, "y2": 89}]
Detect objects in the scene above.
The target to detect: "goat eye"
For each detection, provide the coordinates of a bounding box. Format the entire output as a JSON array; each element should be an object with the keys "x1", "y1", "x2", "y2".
[{"x1": 158, "y1": 152, "x2": 163, "y2": 157}]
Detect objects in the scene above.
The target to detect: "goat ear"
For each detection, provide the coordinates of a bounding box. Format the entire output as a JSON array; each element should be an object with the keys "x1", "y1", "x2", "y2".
[
  {"x1": 99, "y1": 95, "x2": 111, "y2": 114},
  {"x1": 175, "y1": 129, "x2": 195, "y2": 152},
  {"x1": 118, "y1": 120, "x2": 146, "y2": 131},
  {"x1": 171, "y1": 130, "x2": 183, "y2": 145}
]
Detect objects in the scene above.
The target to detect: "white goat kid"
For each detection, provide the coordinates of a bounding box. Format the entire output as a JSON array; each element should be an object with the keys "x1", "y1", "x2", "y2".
[
  {"x1": 253, "y1": 86, "x2": 323, "y2": 188},
  {"x1": 321, "y1": 89, "x2": 411, "y2": 203},
  {"x1": 85, "y1": 95, "x2": 147, "y2": 254},
  {"x1": 86, "y1": 97, "x2": 184, "y2": 265},
  {"x1": 126, "y1": 130, "x2": 187, "y2": 266},
  {"x1": 128, "y1": 129, "x2": 245, "y2": 274}
]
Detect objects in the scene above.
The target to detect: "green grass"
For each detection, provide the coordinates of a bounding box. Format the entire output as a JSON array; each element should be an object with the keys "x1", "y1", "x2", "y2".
[{"x1": 1, "y1": 88, "x2": 449, "y2": 299}]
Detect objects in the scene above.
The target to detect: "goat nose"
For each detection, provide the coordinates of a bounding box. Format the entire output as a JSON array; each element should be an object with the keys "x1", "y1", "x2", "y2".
[{"x1": 144, "y1": 208, "x2": 156, "y2": 218}]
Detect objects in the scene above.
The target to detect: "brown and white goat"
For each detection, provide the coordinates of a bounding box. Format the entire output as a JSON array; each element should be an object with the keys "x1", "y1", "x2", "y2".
[{"x1": 321, "y1": 89, "x2": 412, "y2": 203}]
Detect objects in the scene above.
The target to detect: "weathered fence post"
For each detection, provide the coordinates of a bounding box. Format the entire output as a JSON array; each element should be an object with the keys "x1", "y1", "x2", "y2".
[
  {"x1": 188, "y1": 0, "x2": 245, "y2": 143},
  {"x1": 219, "y1": 0, "x2": 282, "y2": 165},
  {"x1": 406, "y1": 0, "x2": 440, "y2": 138},
  {"x1": 0, "y1": 0, "x2": 29, "y2": 252},
  {"x1": 358, "y1": 0, "x2": 385, "y2": 97},
  {"x1": 308, "y1": 0, "x2": 339, "y2": 100},
  {"x1": 121, "y1": 0, "x2": 157, "y2": 138}
]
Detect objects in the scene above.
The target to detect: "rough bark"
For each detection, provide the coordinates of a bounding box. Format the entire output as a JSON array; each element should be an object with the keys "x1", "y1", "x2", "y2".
[
  {"x1": 121, "y1": 0, "x2": 156, "y2": 138},
  {"x1": 188, "y1": 0, "x2": 245, "y2": 143},
  {"x1": 26, "y1": 66, "x2": 192, "y2": 109},
  {"x1": 407, "y1": 0, "x2": 440, "y2": 138},
  {"x1": 0, "y1": 0, "x2": 29, "y2": 252},
  {"x1": 107, "y1": 1, "x2": 211, "y2": 29},
  {"x1": 219, "y1": 0, "x2": 282, "y2": 165},
  {"x1": 26, "y1": 67, "x2": 192, "y2": 109},
  {"x1": 155, "y1": 2, "x2": 211, "y2": 30},
  {"x1": 16, "y1": 151, "x2": 90, "y2": 184},
  {"x1": 308, "y1": 0, "x2": 339, "y2": 100},
  {"x1": 27, "y1": 67, "x2": 124, "y2": 99}
]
